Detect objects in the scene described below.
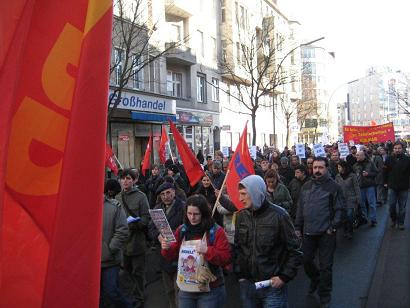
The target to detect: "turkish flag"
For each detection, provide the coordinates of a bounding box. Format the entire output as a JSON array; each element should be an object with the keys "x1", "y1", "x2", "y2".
[
  {"x1": 105, "y1": 144, "x2": 119, "y2": 176},
  {"x1": 0, "y1": 1, "x2": 112, "y2": 307},
  {"x1": 141, "y1": 135, "x2": 152, "y2": 176},
  {"x1": 226, "y1": 123, "x2": 255, "y2": 209},
  {"x1": 159, "y1": 125, "x2": 168, "y2": 164},
  {"x1": 168, "y1": 120, "x2": 204, "y2": 186}
]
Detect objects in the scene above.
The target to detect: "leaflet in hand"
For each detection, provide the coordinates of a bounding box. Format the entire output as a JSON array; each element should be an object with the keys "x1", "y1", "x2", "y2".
[{"x1": 149, "y1": 209, "x2": 176, "y2": 243}]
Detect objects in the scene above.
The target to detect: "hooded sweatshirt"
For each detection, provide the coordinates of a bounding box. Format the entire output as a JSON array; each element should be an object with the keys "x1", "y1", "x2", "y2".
[{"x1": 239, "y1": 175, "x2": 266, "y2": 210}]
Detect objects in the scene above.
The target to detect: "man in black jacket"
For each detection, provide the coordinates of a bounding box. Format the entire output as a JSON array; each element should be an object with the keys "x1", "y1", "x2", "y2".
[
  {"x1": 148, "y1": 182, "x2": 185, "y2": 308},
  {"x1": 295, "y1": 157, "x2": 345, "y2": 308},
  {"x1": 384, "y1": 142, "x2": 410, "y2": 230},
  {"x1": 288, "y1": 164, "x2": 309, "y2": 220},
  {"x1": 234, "y1": 175, "x2": 302, "y2": 307}
]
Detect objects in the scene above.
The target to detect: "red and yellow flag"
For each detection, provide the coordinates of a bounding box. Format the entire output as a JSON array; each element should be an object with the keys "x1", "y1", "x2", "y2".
[{"x1": 0, "y1": 1, "x2": 112, "y2": 307}]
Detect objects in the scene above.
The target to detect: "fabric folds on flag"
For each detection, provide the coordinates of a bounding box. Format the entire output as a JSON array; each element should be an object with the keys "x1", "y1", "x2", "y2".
[
  {"x1": 0, "y1": 1, "x2": 113, "y2": 307},
  {"x1": 141, "y1": 135, "x2": 152, "y2": 176},
  {"x1": 105, "y1": 143, "x2": 119, "y2": 175},
  {"x1": 226, "y1": 123, "x2": 255, "y2": 209},
  {"x1": 168, "y1": 120, "x2": 204, "y2": 186},
  {"x1": 159, "y1": 125, "x2": 168, "y2": 164}
]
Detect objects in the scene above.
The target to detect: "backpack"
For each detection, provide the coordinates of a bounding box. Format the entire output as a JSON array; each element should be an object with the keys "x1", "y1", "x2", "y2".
[{"x1": 178, "y1": 223, "x2": 220, "y2": 246}]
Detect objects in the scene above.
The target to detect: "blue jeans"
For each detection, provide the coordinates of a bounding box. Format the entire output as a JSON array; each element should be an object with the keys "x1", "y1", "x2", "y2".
[
  {"x1": 178, "y1": 285, "x2": 226, "y2": 308},
  {"x1": 388, "y1": 188, "x2": 409, "y2": 225},
  {"x1": 239, "y1": 279, "x2": 288, "y2": 308},
  {"x1": 100, "y1": 266, "x2": 133, "y2": 308},
  {"x1": 359, "y1": 187, "x2": 377, "y2": 223}
]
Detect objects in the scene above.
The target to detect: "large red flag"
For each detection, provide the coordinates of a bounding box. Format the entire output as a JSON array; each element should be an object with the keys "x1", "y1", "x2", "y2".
[
  {"x1": 106, "y1": 144, "x2": 119, "y2": 176},
  {"x1": 159, "y1": 125, "x2": 168, "y2": 164},
  {"x1": 168, "y1": 120, "x2": 204, "y2": 186},
  {"x1": 226, "y1": 123, "x2": 255, "y2": 209},
  {"x1": 141, "y1": 135, "x2": 152, "y2": 176},
  {"x1": 0, "y1": 1, "x2": 112, "y2": 307}
]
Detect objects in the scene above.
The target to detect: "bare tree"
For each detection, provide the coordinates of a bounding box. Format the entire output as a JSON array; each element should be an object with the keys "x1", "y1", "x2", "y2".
[
  {"x1": 108, "y1": 0, "x2": 186, "y2": 120},
  {"x1": 220, "y1": 16, "x2": 298, "y2": 145}
]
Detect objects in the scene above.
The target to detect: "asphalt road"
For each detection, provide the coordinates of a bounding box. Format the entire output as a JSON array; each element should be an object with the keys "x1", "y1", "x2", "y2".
[{"x1": 144, "y1": 205, "x2": 390, "y2": 308}]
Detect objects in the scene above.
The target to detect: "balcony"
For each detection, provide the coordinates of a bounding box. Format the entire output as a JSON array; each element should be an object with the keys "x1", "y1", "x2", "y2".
[
  {"x1": 165, "y1": 43, "x2": 196, "y2": 66},
  {"x1": 165, "y1": 0, "x2": 193, "y2": 18}
]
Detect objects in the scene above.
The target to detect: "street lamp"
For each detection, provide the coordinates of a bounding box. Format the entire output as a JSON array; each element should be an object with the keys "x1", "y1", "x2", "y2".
[{"x1": 271, "y1": 36, "x2": 325, "y2": 147}]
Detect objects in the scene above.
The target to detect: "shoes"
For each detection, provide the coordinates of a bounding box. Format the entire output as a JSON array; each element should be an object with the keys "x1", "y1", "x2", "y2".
[
  {"x1": 308, "y1": 280, "x2": 319, "y2": 294},
  {"x1": 399, "y1": 224, "x2": 405, "y2": 230},
  {"x1": 371, "y1": 221, "x2": 377, "y2": 227}
]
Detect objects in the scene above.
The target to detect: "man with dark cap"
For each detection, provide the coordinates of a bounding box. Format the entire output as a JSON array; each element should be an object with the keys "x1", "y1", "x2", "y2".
[
  {"x1": 117, "y1": 169, "x2": 150, "y2": 308},
  {"x1": 167, "y1": 164, "x2": 189, "y2": 194},
  {"x1": 234, "y1": 175, "x2": 302, "y2": 307},
  {"x1": 204, "y1": 155, "x2": 214, "y2": 172},
  {"x1": 278, "y1": 156, "x2": 294, "y2": 186},
  {"x1": 148, "y1": 182, "x2": 185, "y2": 308},
  {"x1": 210, "y1": 160, "x2": 226, "y2": 189}
]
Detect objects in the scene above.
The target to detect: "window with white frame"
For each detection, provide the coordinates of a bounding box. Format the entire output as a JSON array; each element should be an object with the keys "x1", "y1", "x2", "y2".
[
  {"x1": 131, "y1": 54, "x2": 143, "y2": 89},
  {"x1": 211, "y1": 37, "x2": 217, "y2": 61},
  {"x1": 212, "y1": 78, "x2": 219, "y2": 102},
  {"x1": 167, "y1": 71, "x2": 182, "y2": 98},
  {"x1": 197, "y1": 30, "x2": 204, "y2": 58},
  {"x1": 197, "y1": 74, "x2": 206, "y2": 103},
  {"x1": 114, "y1": 48, "x2": 123, "y2": 86}
]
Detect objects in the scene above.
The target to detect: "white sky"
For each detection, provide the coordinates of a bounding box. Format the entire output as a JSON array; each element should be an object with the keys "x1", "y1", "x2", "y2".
[{"x1": 279, "y1": 0, "x2": 410, "y2": 83}]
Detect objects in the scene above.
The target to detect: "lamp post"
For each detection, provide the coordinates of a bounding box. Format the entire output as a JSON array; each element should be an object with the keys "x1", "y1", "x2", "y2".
[{"x1": 271, "y1": 36, "x2": 325, "y2": 147}]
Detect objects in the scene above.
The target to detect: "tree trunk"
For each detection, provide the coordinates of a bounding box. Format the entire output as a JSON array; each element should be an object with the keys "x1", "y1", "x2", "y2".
[
  {"x1": 251, "y1": 112, "x2": 257, "y2": 146},
  {"x1": 286, "y1": 117, "x2": 290, "y2": 147}
]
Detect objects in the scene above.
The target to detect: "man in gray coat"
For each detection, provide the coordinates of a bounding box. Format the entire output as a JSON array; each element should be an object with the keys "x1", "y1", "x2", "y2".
[
  {"x1": 101, "y1": 192, "x2": 131, "y2": 308},
  {"x1": 117, "y1": 169, "x2": 150, "y2": 308},
  {"x1": 295, "y1": 157, "x2": 345, "y2": 308}
]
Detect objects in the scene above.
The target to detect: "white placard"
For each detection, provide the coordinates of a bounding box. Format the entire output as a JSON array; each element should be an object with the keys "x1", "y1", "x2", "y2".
[
  {"x1": 338, "y1": 143, "x2": 350, "y2": 158},
  {"x1": 222, "y1": 146, "x2": 230, "y2": 158},
  {"x1": 249, "y1": 146, "x2": 257, "y2": 160},
  {"x1": 149, "y1": 209, "x2": 176, "y2": 242},
  {"x1": 295, "y1": 143, "x2": 306, "y2": 159},
  {"x1": 313, "y1": 143, "x2": 326, "y2": 157}
]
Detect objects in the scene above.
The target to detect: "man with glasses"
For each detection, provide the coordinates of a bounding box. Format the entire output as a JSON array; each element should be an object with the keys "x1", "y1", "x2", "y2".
[
  {"x1": 148, "y1": 182, "x2": 185, "y2": 308},
  {"x1": 118, "y1": 169, "x2": 150, "y2": 308}
]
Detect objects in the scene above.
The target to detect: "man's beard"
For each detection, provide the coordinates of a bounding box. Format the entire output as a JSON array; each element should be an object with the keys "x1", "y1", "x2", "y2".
[{"x1": 314, "y1": 172, "x2": 322, "y2": 177}]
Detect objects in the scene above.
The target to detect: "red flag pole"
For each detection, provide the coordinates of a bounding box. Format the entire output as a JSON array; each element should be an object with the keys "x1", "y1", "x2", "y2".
[{"x1": 212, "y1": 169, "x2": 230, "y2": 217}]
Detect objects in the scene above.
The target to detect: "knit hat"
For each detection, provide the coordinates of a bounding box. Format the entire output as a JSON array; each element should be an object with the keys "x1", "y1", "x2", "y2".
[
  {"x1": 280, "y1": 157, "x2": 289, "y2": 164},
  {"x1": 156, "y1": 182, "x2": 175, "y2": 194},
  {"x1": 167, "y1": 164, "x2": 179, "y2": 174}
]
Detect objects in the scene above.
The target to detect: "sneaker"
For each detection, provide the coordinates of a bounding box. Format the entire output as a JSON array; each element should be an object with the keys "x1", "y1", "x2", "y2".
[
  {"x1": 399, "y1": 224, "x2": 405, "y2": 230},
  {"x1": 308, "y1": 280, "x2": 319, "y2": 294}
]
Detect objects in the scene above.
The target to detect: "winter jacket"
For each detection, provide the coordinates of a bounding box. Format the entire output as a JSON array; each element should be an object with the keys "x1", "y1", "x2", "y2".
[
  {"x1": 353, "y1": 159, "x2": 378, "y2": 188},
  {"x1": 101, "y1": 197, "x2": 129, "y2": 268},
  {"x1": 295, "y1": 173, "x2": 345, "y2": 235},
  {"x1": 383, "y1": 154, "x2": 410, "y2": 192},
  {"x1": 335, "y1": 173, "x2": 361, "y2": 209},
  {"x1": 216, "y1": 194, "x2": 238, "y2": 244},
  {"x1": 117, "y1": 186, "x2": 150, "y2": 256},
  {"x1": 288, "y1": 176, "x2": 309, "y2": 219},
  {"x1": 278, "y1": 166, "x2": 294, "y2": 186},
  {"x1": 194, "y1": 184, "x2": 223, "y2": 226},
  {"x1": 144, "y1": 174, "x2": 163, "y2": 208},
  {"x1": 373, "y1": 155, "x2": 385, "y2": 185},
  {"x1": 161, "y1": 224, "x2": 231, "y2": 288},
  {"x1": 210, "y1": 171, "x2": 226, "y2": 190},
  {"x1": 234, "y1": 200, "x2": 301, "y2": 283},
  {"x1": 265, "y1": 183, "x2": 293, "y2": 213},
  {"x1": 148, "y1": 198, "x2": 185, "y2": 273}
]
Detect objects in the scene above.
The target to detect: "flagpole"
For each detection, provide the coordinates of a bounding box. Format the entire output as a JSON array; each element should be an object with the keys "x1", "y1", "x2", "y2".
[
  {"x1": 205, "y1": 172, "x2": 218, "y2": 191},
  {"x1": 212, "y1": 169, "x2": 230, "y2": 217},
  {"x1": 113, "y1": 154, "x2": 123, "y2": 170}
]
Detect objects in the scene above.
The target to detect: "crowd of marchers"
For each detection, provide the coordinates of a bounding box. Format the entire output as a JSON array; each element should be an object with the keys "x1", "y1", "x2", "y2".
[{"x1": 100, "y1": 139, "x2": 410, "y2": 308}]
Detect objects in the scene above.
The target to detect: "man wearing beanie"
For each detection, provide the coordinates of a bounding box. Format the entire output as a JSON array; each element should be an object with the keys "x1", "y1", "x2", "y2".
[
  {"x1": 279, "y1": 156, "x2": 294, "y2": 186},
  {"x1": 234, "y1": 175, "x2": 302, "y2": 307}
]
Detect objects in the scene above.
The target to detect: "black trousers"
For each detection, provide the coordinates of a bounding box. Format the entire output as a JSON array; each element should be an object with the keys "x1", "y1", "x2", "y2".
[
  {"x1": 302, "y1": 233, "x2": 336, "y2": 301},
  {"x1": 123, "y1": 254, "x2": 146, "y2": 305}
]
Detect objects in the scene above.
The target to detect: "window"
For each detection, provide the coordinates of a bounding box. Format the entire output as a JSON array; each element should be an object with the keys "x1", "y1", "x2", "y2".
[
  {"x1": 211, "y1": 37, "x2": 217, "y2": 61},
  {"x1": 148, "y1": 56, "x2": 159, "y2": 92},
  {"x1": 221, "y1": 0, "x2": 226, "y2": 22},
  {"x1": 167, "y1": 71, "x2": 182, "y2": 98},
  {"x1": 197, "y1": 74, "x2": 206, "y2": 103},
  {"x1": 197, "y1": 30, "x2": 204, "y2": 58},
  {"x1": 114, "y1": 48, "x2": 123, "y2": 86},
  {"x1": 170, "y1": 24, "x2": 181, "y2": 42},
  {"x1": 236, "y1": 42, "x2": 241, "y2": 64},
  {"x1": 240, "y1": 6, "x2": 245, "y2": 29},
  {"x1": 221, "y1": 40, "x2": 227, "y2": 62},
  {"x1": 212, "y1": 78, "x2": 219, "y2": 102},
  {"x1": 131, "y1": 54, "x2": 143, "y2": 89},
  {"x1": 235, "y1": 2, "x2": 238, "y2": 24}
]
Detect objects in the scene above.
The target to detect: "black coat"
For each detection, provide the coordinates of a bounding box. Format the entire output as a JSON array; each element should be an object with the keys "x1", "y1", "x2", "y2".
[{"x1": 383, "y1": 154, "x2": 410, "y2": 192}]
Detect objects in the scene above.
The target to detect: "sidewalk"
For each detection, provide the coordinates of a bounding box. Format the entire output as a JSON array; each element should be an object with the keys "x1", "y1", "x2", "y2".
[{"x1": 366, "y1": 202, "x2": 410, "y2": 308}]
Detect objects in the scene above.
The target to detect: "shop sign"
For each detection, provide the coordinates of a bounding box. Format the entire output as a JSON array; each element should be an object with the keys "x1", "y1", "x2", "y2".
[
  {"x1": 118, "y1": 135, "x2": 129, "y2": 142},
  {"x1": 109, "y1": 91, "x2": 176, "y2": 115},
  {"x1": 177, "y1": 111, "x2": 213, "y2": 126}
]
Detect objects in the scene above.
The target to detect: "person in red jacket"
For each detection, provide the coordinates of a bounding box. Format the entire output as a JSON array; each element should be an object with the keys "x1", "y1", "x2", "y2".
[{"x1": 161, "y1": 194, "x2": 231, "y2": 308}]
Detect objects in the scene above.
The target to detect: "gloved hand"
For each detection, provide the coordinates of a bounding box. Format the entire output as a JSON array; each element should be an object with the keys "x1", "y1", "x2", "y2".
[
  {"x1": 196, "y1": 265, "x2": 217, "y2": 284},
  {"x1": 127, "y1": 216, "x2": 140, "y2": 224}
]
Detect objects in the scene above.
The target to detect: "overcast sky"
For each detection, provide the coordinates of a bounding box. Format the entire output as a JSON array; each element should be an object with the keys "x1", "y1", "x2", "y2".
[{"x1": 279, "y1": 0, "x2": 410, "y2": 83}]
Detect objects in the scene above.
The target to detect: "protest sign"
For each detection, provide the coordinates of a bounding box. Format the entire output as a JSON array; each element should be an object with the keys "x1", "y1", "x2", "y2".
[
  {"x1": 295, "y1": 144, "x2": 306, "y2": 159},
  {"x1": 313, "y1": 143, "x2": 326, "y2": 157},
  {"x1": 149, "y1": 209, "x2": 176, "y2": 242},
  {"x1": 343, "y1": 122, "x2": 395, "y2": 143},
  {"x1": 338, "y1": 143, "x2": 350, "y2": 158}
]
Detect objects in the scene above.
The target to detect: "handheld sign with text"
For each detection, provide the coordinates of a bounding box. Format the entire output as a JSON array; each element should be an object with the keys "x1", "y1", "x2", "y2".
[
  {"x1": 313, "y1": 143, "x2": 326, "y2": 157},
  {"x1": 338, "y1": 143, "x2": 350, "y2": 159},
  {"x1": 149, "y1": 209, "x2": 176, "y2": 242},
  {"x1": 295, "y1": 144, "x2": 306, "y2": 159}
]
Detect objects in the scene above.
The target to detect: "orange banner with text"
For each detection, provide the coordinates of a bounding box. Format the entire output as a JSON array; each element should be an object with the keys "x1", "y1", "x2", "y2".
[{"x1": 343, "y1": 122, "x2": 395, "y2": 144}]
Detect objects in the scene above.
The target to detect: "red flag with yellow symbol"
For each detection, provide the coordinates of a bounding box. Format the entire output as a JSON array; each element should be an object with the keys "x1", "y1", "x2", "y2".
[{"x1": 0, "y1": 1, "x2": 112, "y2": 307}]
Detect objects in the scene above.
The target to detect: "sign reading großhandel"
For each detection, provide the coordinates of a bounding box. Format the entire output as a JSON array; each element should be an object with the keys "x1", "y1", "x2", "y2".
[
  {"x1": 109, "y1": 91, "x2": 176, "y2": 115},
  {"x1": 343, "y1": 122, "x2": 395, "y2": 144}
]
